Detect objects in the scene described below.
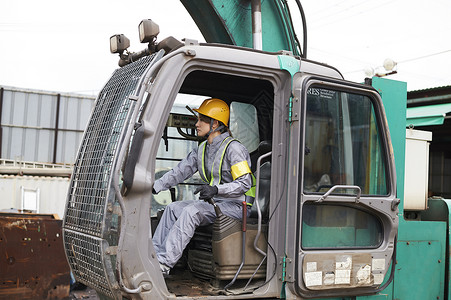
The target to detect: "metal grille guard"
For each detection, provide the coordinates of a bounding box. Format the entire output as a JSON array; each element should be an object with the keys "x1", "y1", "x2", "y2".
[{"x1": 62, "y1": 52, "x2": 163, "y2": 299}]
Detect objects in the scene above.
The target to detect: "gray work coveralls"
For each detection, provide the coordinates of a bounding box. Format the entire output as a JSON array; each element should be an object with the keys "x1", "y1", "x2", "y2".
[{"x1": 152, "y1": 132, "x2": 252, "y2": 268}]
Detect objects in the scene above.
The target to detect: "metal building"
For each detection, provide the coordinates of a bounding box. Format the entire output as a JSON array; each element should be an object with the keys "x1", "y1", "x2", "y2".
[
  {"x1": 406, "y1": 85, "x2": 451, "y2": 199},
  {"x1": 0, "y1": 86, "x2": 95, "y2": 165},
  {"x1": 0, "y1": 86, "x2": 95, "y2": 216}
]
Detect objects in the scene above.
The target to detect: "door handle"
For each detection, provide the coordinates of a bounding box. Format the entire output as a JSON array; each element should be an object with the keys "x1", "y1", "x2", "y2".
[{"x1": 316, "y1": 185, "x2": 361, "y2": 203}]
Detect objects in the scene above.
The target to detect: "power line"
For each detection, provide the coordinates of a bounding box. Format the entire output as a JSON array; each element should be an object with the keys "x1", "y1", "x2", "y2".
[
  {"x1": 306, "y1": 0, "x2": 351, "y2": 18},
  {"x1": 343, "y1": 49, "x2": 451, "y2": 75},
  {"x1": 399, "y1": 49, "x2": 451, "y2": 64},
  {"x1": 309, "y1": 0, "x2": 370, "y2": 25},
  {"x1": 310, "y1": 0, "x2": 395, "y2": 30}
]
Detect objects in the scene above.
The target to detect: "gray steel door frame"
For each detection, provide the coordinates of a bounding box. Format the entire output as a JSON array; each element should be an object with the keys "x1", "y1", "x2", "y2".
[{"x1": 120, "y1": 46, "x2": 294, "y2": 299}]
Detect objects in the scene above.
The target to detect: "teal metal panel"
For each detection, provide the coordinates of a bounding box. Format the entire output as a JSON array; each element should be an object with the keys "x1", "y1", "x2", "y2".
[
  {"x1": 370, "y1": 78, "x2": 406, "y2": 299},
  {"x1": 398, "y1": 219, "x2": 446, "y2": 241},
  {"x1": 179, "y1": 0, "x2": 235, "y2": 45},
  {"x1": 406, "y1": 102, "x2": 451, "y2": 127},
  {"x1": 261, "y1": 1, "x2": 299, "y2": 54},
  {"x1": 358, "y1": 294, "x2": 390, "y2": 300},
  {"x1": 394, "y1": 240, "x2": 444, "y2": 299},
  {"x1": 394, "y1": 219, "x2": 446, "y2": 300},
  {"x1": 277, "y1": 55, "x2": 300, "y2": 76},
  {"x1": 406, "y1": 115, "x2": 444, "y2": 127},
  {"x1": 371, "y1": 77, "x2": 407, "y2": 212}
]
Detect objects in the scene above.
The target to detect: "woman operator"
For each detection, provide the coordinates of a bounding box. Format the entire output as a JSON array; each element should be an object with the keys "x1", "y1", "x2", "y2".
[{"x1": 152, "y1": 98, "x2": 254, "y2": 275}]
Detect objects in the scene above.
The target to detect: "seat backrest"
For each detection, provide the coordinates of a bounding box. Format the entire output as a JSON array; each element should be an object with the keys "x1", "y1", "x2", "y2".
[{"x1": 250, "y1": 161, "x2": 271, "y2": 220}]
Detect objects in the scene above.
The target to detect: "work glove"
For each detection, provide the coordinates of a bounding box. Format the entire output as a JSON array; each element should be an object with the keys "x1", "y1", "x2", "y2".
[
  {"x1": 152, "y1": 188, "x2": 158, "y2": 195},
  {"x1": 194, "y1": 185, "x2": 218, "y2": 200}
]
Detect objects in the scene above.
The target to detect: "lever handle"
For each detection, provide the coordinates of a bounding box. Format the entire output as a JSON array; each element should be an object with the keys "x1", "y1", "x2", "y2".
[{"x1": 205, "y1": 198, "x2": 223, "y2": 217}]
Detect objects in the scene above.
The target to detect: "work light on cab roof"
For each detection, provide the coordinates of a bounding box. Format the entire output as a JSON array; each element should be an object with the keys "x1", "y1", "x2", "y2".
[
  {"x1": 109, "y1": 34, "x2": 130, "y2": 54},
  {"x1": 109, "y1": 19, "x2": 182, "y2": 67},
  {"x1": 139, "y1": 19, "x2": 160, "y2": 43}
]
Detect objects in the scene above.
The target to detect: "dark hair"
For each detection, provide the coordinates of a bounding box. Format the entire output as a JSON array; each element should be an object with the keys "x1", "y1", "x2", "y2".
[
  {"x1": 198, "y1": 114, "x2": 211, "y2": 123},
  {"x1": 219, "y1": 121, "x2": 230, "y2": 135},
  {"x1": 199, "y1": 114, "x2": 231, "y2": 136}
]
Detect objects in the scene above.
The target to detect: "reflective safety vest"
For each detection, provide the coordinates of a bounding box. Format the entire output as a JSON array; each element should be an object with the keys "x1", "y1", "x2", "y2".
[{"x1": 198, "y1": 136, "x2": 256, "y2": 205}]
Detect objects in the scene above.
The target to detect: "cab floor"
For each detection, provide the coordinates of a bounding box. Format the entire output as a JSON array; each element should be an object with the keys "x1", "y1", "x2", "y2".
[{"x1": 165, "y1": 268, "x2": 265, "y2": 297}]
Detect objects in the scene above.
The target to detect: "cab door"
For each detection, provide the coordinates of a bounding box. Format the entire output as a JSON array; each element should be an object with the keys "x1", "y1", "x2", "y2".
[{"x1": 285, "y1": 75, "x2": 398, "y2": 298}]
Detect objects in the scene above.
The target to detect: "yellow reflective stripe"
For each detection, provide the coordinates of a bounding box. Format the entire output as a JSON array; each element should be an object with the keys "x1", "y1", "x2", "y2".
[
  {"x1": 245, "y1": 174, "x2": 256, "y2": 198},
  {"x1": 245, "y1": 186, "x2": 256, "y2": 198},
  {"x1": 201, "y1": 142, "x2": 208, "y2": 183},
  {"x1": 231, "y1": 160, "x2": 252, "y2": 180}
]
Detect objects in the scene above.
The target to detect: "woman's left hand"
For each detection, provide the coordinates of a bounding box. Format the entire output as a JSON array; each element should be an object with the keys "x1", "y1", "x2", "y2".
[{"x1": 194, "y1": 185, "x2": 218, "y2": 199}]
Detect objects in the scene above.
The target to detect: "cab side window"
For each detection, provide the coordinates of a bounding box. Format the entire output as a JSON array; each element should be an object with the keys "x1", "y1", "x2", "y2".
[{"x1": 303, "y1": 87, "x2": 388, "y2": 196}]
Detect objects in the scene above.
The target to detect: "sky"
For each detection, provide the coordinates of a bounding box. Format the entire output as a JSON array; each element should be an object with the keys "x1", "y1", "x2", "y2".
[{"x1": 1, "y1": 0, "x2": 450, "y2": 95}]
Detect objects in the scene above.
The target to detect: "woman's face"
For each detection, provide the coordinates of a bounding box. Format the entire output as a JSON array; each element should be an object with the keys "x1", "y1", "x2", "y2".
[{"x1": 196, "y1": 114, "x2": 211, "y2": 137}]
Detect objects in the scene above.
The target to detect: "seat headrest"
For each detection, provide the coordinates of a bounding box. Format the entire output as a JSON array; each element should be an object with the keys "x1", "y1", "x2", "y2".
[{"x1": 258, "y1": 140, "x2": 272, "y2": 155}]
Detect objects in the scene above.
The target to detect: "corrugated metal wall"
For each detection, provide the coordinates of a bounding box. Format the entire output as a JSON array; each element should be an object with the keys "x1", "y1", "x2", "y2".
[{"x1": 0, "y1": 86, "x2": 95, "y2": 164}]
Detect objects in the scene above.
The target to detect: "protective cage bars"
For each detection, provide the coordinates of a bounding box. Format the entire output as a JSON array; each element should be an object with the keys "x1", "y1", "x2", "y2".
[{"x1": 62, "y1": 54, "x2": 158, "y2": 298}]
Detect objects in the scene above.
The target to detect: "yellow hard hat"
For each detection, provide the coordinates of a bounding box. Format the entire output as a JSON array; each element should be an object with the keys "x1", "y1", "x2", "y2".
[{"x1": 193, "y1": 98, "x2": 229, "y2": 127}]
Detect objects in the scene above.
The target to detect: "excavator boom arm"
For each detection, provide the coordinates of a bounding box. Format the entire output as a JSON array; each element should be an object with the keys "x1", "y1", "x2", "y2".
[{"x1": 180, "y1": 0, "x2": 302, "y2": 56}]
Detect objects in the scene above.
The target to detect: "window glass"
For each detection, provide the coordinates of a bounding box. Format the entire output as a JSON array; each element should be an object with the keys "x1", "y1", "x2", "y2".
[
  {"x1": 302, "y1": 204, "x2": 383, "y2": 249},
  {"x1": 21, "y1": 187, "x2": 40, "y2": 213},
  {"x1": 230, "y1": 102, "x2": 260, "y2": 153},
  {"x1": 303, "y1": 87, "x2": 388, "y2": 195}
]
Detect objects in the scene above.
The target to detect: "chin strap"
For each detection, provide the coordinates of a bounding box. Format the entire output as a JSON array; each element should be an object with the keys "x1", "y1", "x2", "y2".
[{"x1": 206, "y1": 119, "x2": 224, "y2": 137}]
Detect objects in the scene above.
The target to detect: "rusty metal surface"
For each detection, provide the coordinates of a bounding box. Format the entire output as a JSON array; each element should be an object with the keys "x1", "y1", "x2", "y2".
[
  {"x1": 69, "y1": 285, "x2": 100, "y2": 300},
  {"x1": 0, "y1": 212, "x2": 70, "y2": 299}
]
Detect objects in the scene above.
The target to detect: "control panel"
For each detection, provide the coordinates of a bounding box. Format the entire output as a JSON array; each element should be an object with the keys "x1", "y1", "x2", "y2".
[{"x1": 166, "y1": 113, "x2": 197, "y2": 129}]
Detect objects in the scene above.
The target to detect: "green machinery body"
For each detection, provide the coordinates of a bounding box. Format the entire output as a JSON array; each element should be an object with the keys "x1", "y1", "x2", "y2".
[
  {"x1": 366, "y1": 77, "x2": 449, "y2": 300},
  {"x1": 181, "y1": 1, "x2": 451, "y2": 299}
]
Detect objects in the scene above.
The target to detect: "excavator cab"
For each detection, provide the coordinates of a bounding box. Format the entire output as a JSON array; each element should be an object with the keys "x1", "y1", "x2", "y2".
[
  {"x1": 63, "y1": 38, "x2": 398, "y2": 299},
  {"x1": 151, "y1": 71, "x2": 274, "y2": 289}
]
